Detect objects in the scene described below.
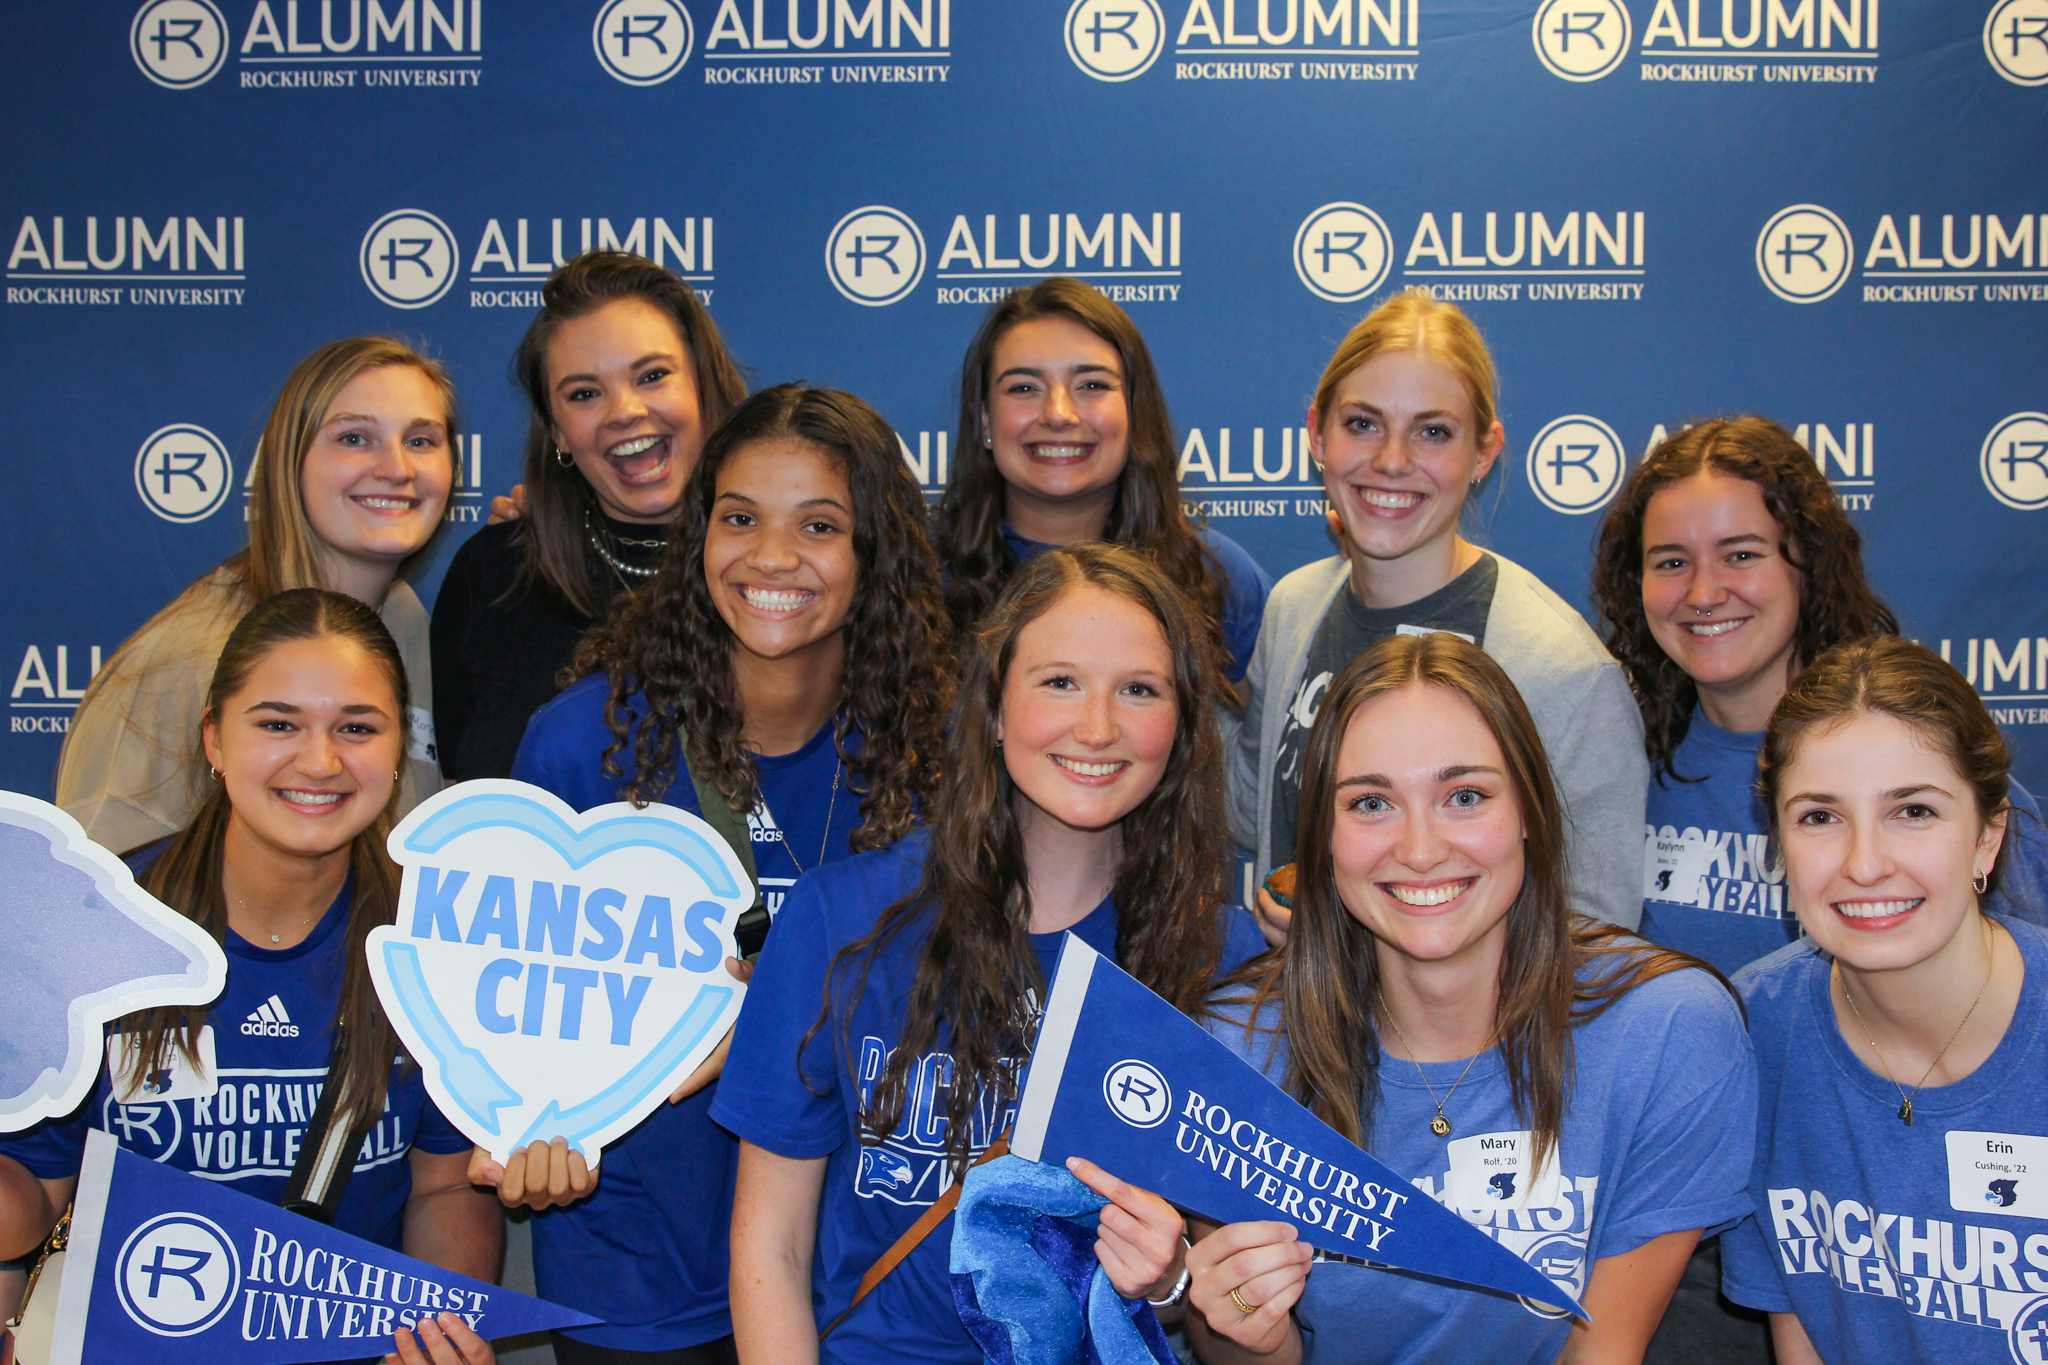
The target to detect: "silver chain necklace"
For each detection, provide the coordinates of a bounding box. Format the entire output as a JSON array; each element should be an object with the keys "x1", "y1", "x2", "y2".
[
  {"x1": 775, "y1": 762, "x2": 841, "y2": 877},
  {"x1": 585, "y1": 508, "x2": 666, "y2": 581}
]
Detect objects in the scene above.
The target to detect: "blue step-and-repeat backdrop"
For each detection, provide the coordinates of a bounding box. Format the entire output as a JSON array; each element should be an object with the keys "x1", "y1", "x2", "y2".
[{"x1": 3, "y1": 0, "x2": 2046, "y2": 796}]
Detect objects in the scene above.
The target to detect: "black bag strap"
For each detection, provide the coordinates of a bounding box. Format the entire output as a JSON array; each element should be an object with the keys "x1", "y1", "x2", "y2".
[
  {"x1": 679, "y1": 722, "x2": 769, "y2": 958},
  {"x1": 279, "y1": 1022, "x2": 380, "y2": 1225}
]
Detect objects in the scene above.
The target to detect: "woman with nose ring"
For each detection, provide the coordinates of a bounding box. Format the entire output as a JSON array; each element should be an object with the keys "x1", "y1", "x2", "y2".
[
  {"x1": 429, "y1": 251, "x2": 746, "y2": 782},
  {"x1": 1233, "y1": 289, "x2": 1645, "y2": 947}
]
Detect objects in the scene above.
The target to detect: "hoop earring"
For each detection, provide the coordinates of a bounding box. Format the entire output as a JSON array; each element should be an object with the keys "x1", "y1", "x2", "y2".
[
  {"x1": 1974, "y1": 871, "x2": 1990, "y2": 894},
  {"x1": 554, "y1": 445, "x2": 574, "y2": 468},
  {"x1": 207, "y1": 765, "x2": 221, "y2": 781}
]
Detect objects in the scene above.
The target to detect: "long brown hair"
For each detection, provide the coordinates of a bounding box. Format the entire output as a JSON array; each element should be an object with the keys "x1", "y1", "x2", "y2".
[
  {"x1": 1592, "y1": 416, "x2": 1897, "y2": 779},
  {"x1": 935, "y1": 279, "x2": 1226, "y2": 651},
  {"x1": 1237, "y1": 632, "x2": 1724, "y2": 1171},
  {"x1": 822, "y1": 544, "x2": 1232, "y2": 1179},
  {"x1": 511, "y1": 251, "x2": 748, "y2": 618},
  {"x1": 122, "y1": 589, "x2": 410, "y2": 1123},
  {"x1": 570, "y1": 384, "x2": 950, "y2": 847},
  {"x1": 1759, "y1": 635, "x2": 2017, "y2": 897}
]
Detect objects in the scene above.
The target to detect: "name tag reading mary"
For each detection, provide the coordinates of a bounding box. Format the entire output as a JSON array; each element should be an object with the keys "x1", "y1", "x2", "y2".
[{"x1": 366, "y1": 780, "x2": 752, "y2": 1166}]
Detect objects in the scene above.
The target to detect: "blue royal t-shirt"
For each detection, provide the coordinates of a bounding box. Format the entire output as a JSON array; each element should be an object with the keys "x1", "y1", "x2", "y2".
[
  {"x1": 0, "y1": 862, "x2": 470, "y2": 1251},
  {"x1": 509, "y1": 670, "x2": 866, "y2": 1351},
  {"x1": 1639, "y1": 708, "x2": 2048, "y2": 979},
  {"x1": 1004, "y1": 525, "x2": 1273, "y2": 683},
  {"x1": 709, "y1": 828, "x2": 1269, "y2": 1365},
  {"x1": 1721, "y1": 917, "x2": 2048, "y2": 1364},
  {"x1": 1206, "y1": 949, "x2": 1756, "y2": 1365}
]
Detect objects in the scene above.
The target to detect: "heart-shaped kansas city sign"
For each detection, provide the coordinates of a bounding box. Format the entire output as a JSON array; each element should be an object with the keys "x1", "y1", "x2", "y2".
[{"x1": 367, "y1": 780, "x2": 752, "y2": 1166}]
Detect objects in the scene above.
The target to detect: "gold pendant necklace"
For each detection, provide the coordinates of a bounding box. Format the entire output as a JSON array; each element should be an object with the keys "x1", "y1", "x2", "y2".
[
  {"x1": 1376, "y1": 989, "x2": 1488, "y2": 1139},
  {"x1": 1836, "y1": 918, "x2": 1997, "y2": 1126}
]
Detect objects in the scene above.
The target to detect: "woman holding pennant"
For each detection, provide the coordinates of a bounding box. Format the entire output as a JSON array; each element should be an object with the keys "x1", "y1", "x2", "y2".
[
  {"x1": 0, "y1": 589, "x2": 502, "y2": 1365},
  {"x1": 714, "y1": 543, "x2": 1267, "y2": 1364},
  {"x1": 1178, "y1": 632, "x2": 1754, "y2": 1365},
  {"x1": 487, "y1": 383, "x2": 954, "y2": 1364}
]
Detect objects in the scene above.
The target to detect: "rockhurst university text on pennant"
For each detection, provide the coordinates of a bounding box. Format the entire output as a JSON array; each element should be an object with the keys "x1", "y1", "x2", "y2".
[{"x1": 1012, "y1": 935, "x2": 1586, "y2": 1318}]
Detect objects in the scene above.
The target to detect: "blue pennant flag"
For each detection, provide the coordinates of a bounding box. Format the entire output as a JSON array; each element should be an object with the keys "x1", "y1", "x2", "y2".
[
  {"x1": 35, "y1": 1129, "x2": 598, "y2": 1362},
  {"x1": 1010, "y1": 935, "x2": 1586, "y2": 1319}
]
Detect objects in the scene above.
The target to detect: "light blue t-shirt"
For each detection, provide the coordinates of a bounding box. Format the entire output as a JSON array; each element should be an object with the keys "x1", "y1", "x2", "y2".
[
  {"x1": 1208, "y1": 947, "x2": 1755, "y2": 1365},
  {"x1": 1640, "y1": 708, "x2": 2048, "y2": 978},
  {"x1": 1722, "y1": 916, "x2": 2048, "y2": 1364}
]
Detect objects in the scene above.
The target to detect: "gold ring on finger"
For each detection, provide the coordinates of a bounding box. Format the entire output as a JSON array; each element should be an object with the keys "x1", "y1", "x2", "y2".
[{"x1": 1230, "y1": 1286, "x2": 1257, "y2": 1315}]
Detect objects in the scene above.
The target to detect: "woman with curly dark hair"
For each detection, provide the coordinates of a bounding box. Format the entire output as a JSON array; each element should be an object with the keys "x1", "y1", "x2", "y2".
[
  {"x1": 714, "y1": 544, "x2": 1267, "y2": 1362},
  {"x1": 935, "y1": 277, "x2": 1270, "y2": 688},
  {"x1": 479, "y1": 383, "x2": 952, "y2": 1365}
]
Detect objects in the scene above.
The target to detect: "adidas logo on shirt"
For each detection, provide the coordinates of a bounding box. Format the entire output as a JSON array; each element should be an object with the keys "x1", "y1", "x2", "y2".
[{"x1": 241, "y1": 994, "x2": 300, "y2": 1038}]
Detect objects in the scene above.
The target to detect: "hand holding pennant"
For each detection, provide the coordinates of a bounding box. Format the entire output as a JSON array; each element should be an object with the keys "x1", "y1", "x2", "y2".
[{"x1": 1009, "y1": 935, "x2": 1587, "y2": 1320}]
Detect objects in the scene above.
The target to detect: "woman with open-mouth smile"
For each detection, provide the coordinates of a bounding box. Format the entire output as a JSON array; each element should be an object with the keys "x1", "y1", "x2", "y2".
[
  {"x1": 60, "y1": 338, "x2": 456, "y2": 856},
  {"x1": 480, "y1": 383, "x2": 952, "y2": 1365},
  {"x1": 1174, "y1": 631, "x2": 1751, "y2": 1365},
  {"x1": 1720, "y1": 636, "x2": 2045, "y2": 1365}
]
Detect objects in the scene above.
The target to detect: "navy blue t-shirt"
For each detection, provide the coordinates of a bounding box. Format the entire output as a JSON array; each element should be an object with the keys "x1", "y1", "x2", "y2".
[
  {"x1": 509, "y1": 670, "x2": 865, "y2": 1351},
  {"x1": 1004, "y1": 524, "x2": 1273, "y2": 683},
  {"x1": 1722, "y1": 917, "x2": 2048, "y2": 1363},
  {"x1": 709, "y1": 828, "x2": 1269, "y2": 1364},
  {"x1": 0, "y1": 866, "x2": 470, "y2": 1250},
  {"x1": 1640, "y1": 708, "x2": 2048, "y2": 978}
]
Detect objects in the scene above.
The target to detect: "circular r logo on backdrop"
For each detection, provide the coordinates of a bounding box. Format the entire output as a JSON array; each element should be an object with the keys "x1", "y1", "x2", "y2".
[
  {"x1": 115, "y1": 1212, "x2": 240, "y2": 1336},
  {"x1": 1066, "y1": 0, "x2": 1165, "y2": 81},
  {"x1": 594, "y1": 0, "x2": 694, "y2": 85},
  {"x1": 360, "y1": 210, "x2": 458, "y2": 309},
  {"x1": 1103, "y1": 1059, "x2": 1172, "y2": 1128},
  {"x1": 1294, "y1": 203, "x2": 1393, "y2": 302},
  {"x1": 1526, "y1": 416, "x2": 1624, "y2": 515},
  {"x1": 134, "y1": 425, "x2": 233, "y2": 523},
  {"x1": 131, "y1": 0, "x2": 227, "y2": 89},
  {"x1": 825, "y1": 207, "x2": 926, "y2": 306},
  {"x1": 1986, "y1": 0, "x2": 2048, "y2": 85},
  {"x1": 1982, "y1": 413, "x2": 2048, "y2": 510},
  {"x1": 1755, "y1": 205, "x2": 1853, "y2": 304},
  {"x1": 1532, "y1": 0, "x2": 1631, "y2": 82}
]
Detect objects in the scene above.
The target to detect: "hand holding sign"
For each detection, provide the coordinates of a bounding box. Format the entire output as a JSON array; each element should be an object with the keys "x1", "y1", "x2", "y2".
[{"x1": 367, "y1": 781, "x2": 753, "y2": 1167}]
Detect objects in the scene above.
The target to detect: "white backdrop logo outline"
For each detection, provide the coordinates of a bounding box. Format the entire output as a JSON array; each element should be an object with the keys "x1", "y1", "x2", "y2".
[
  {"x1": 1294, "y1": 203, "x2": 1393, "y2": 303},
  {"x1": 1982, "y1": 413, "x2": 2048, "y2": 510},
  {"x1": 1065, "y1": 0, "x2": 1165, "y2": 81},
  {"x1": 360, "y1": 210, "x2": 459, "y2": 309},
  {"x1": 825, "y1": 207, "x2": 926, "y2": 306},
  {"x1": 594, "y1": 0, "x2": 695, "y2": 86},
  {"x1": 1755, "y1": 205, "x2": 1852, "y2": 304},
  {"x1": 1103, "y1": 1059, "x2": 1172, "y2": 1128},
  {"x1": 134, "y1": 425, "x2": 233, "y2": 524},
  {"x1": 115, "y1": 1211, "x2": 241, "y2": 1336},
  {"x1": 1532, "y1": 0, "x2": 1630, "y2": 82},
  {"x1": 1526, "y1": 416, "x2": 1625, "y2": 515},
  {"x1": 130, "y1": 0, "x2": 227, "y2": 89},
  {"x1": 1986, "y1": 0, "x2": 2048, "y2": 85}
]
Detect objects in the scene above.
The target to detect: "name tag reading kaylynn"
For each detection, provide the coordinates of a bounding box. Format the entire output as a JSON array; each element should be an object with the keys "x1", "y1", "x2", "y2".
[
  {"x1": 1947, "y1": 1130, "x2": 2048, "y2": 1220},
  {"x1": 1641, "y1": 830, "x2": 1712, "y2": 906}
]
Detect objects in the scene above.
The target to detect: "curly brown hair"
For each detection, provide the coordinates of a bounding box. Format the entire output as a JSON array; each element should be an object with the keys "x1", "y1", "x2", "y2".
[
  {"x1": 1591, "y1": 416, "x2": 1896, "y2": 780},
  {"x1": 818, "y1": 544, "x2": 1235, "y2": 1180},
  {"x1": 569, "y1": 383, "x2": 950, "y2": 848}
]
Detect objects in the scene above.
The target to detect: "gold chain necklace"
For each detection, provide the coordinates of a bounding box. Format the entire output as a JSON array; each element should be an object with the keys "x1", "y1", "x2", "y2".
[
  {"x1": 1376, "y1": 989, "x2": 1490, "y2": 1138},
  {"x1": 775, "y1": 762, "x2": 840, "y2": 877},
  {"x1": 1836, "y1": 918, "x2": 1997, "y2": 1126},
  {"x1": 227, "y1": 884, "x2": 317, "y2": 946}
]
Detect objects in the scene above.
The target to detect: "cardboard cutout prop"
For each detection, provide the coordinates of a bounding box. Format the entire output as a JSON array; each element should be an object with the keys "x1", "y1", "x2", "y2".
[
  {"x1": 367, "y1": 780, "x2": 752, "y2": 1166},
  {"x1": 1011, "y1": 935, "x2": 1588, "y2": 1319},
  {"x1": 0, "y1": 793, "x2": 228, "y2": 1134},
  {"x1": 22, "y1": 1129, "x2": 597, "y2": 1363}
]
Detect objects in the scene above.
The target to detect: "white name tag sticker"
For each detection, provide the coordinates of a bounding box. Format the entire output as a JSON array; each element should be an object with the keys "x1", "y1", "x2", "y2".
[
  {"x1": 1642, "y1": 830, "x2": 1711, "y2": 905},
  {"x1": 1444, "y1": 1130, "x2": 1564, "y2": 1212},
  {"x1": 1947, "y1": 1130, "x2": 2048, "y2": 1219},
  {"x1": 1395, "y1": 623, "x2": 1477, "y2": 645},
  {"x1": 407, "y1": 705, "x2": 438, "y2": 766},
  {"x1": 108, "y1": 1024, "x2": 217, "y2": 1104}
]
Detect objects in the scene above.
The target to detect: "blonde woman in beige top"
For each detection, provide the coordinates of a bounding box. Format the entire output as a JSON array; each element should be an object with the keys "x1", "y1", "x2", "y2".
[{"x1": 57, "y1": 337, "x2": 455, "y2": 853}]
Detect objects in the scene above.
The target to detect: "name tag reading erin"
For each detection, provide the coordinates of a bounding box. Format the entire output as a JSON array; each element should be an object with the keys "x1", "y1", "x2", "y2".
[{"x1": 1947, "y1": 1130, "x2": 2048, "y2": 1219}]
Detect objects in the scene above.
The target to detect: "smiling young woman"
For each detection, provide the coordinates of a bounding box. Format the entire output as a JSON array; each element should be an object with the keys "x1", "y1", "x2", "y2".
[
  {"x1": 4, "y1": 590, "x2": 502, "y2": 1365},
  {"x1": 1720, "y1": 636, "x2": 2045, "y2": 1365},
  {"x1": 58, "y1": 337, "x2": 456, "y2": 855},
  {"x1": 1234, "y1": 289, "x2": 1646, "y2": 945},
  {"x1": 483, "y1": 383, "x2": 952, "y2": 1365},
  {"x1": 712, "y1": 544, "x2": 1267, "y2": 1364},
  {"x1": 1178, "y1": 631, "x2": 1752, "y2": 1365},
  {"x1": 429, "y1": 251, "x2": 746, "y2": 782}
]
